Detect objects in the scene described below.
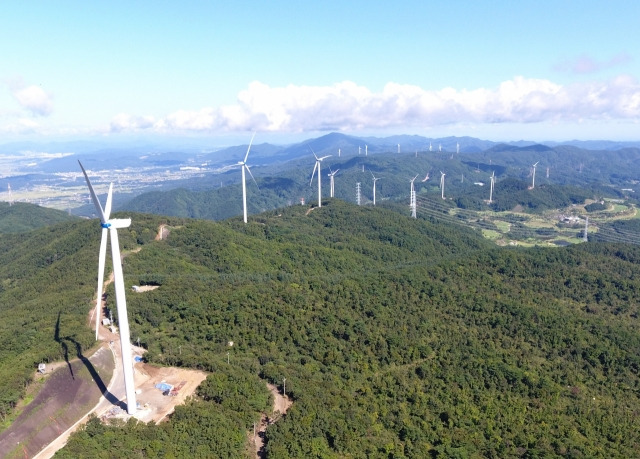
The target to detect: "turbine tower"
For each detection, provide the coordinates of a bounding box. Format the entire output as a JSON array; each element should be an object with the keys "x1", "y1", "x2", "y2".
[
  {"x1": 397, "y1": 144, "x2": 400, "y2": 154},
  {"x1": 356, "y1": 182, "x2": 361, "y2": 205},
  {"x1": 365, "y1": 144, "x2": 368, "y2": 156},
  {"x1": 7, "y1": 184, "x2": 13, "y2": 206},
  {"x1": 531, "y1": 161, "x2": 539, "y2": 189},
  {"x1": 429, "y1": 142, "x2": 433, "y2": 152},
  {"x1": 371, "y1": 172, "x2": 381, "y2": 206},
  {"x1": 238, "y1": 133, "x2": 259, "y2": 223},
  {"x1": 409, "y1": 175, "x2": 418, "y2": 218},
  {"x1": 583, "y1": 216, "x2": 589, "y2": 242},
  {"x1": 79, "y1": 161, "x2": 137, "y2": 415},
  {"x1": 489, "y1": 171, "x2": 495, "y2": 204},
  {"x1": 310, "y1": 151, "x2": 331, "y2": 207},
  {"x1": 456, "y1": 142, "x2": 460, "y2": 155},
  {"x1": 328, "y1": 168, "x2": 339, "y2": 198},
  {"x1": 440, "y1": 171, "x2": 446, "y2": 200}
]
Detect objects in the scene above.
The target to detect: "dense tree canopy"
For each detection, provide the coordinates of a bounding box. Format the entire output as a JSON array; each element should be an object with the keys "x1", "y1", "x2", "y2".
[{"x1": 2, "y1": 200, "x2": 639, "y2": 457}]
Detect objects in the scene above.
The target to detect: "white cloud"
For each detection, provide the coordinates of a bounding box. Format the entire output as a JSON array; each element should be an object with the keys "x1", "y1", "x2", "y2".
[
  {"x1": 110, "y1": 113, "x2": 155, "y2": 132},
  {"x1": 0, "y1": 118, "x2": 40, "y2": 135},
  {"x1": 110, "y1": 76, "x2": 640, "y2": 135},
  {"x1": 12, "y1": 84, "x2": 54, "y2": 116}
]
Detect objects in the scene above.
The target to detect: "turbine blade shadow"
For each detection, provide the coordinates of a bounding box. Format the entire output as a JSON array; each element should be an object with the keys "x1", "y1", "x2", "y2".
[
  {"x1": 72, "y1": 339, "x2": 126, "y2": 410},
  {"x1": 55, "y1": 311, "x2": 74, "y2": 380}
]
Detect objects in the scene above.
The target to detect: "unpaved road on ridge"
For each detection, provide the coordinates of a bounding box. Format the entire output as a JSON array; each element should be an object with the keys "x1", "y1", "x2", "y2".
[{"x1": 253, "y1": 384, "x2": 293, "y2": 458}]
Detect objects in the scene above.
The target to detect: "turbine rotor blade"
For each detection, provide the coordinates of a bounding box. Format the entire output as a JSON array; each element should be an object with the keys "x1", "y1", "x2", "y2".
[
  {"x1": 78, "y1": 161, "x2": 107, "y2": 223},
  {"x1": 104, "y1": 183, "x2": 114, "y2": 220},
  {"x1": 244, "y1": 132, "x2": 256, "y2": 164},
  {"x1": 310, "y1": 162, "x2": 318, "y2": 185},
  {"x1": 94, "y1": 227, "x2": 108, "y2": 340},
  {"x1": 245, "y1": 165, "x2": 259, "y2": 189}
]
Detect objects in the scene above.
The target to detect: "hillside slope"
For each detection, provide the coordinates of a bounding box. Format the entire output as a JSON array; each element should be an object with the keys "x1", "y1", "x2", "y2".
[
  {"x1": 2, "y1": 201, "x2": 640, "y2": 457},
  {"x1": 60, "y1": 201, "x2": 640, "y2": 457},
  {"x1": 0, "y1": 202, "x2": 77, "y2": 233}
]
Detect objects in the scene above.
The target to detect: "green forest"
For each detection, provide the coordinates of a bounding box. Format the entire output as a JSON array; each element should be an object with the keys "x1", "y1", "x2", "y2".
[
  {"x1": 0, "y1": 202, "x2": 76, "y2": 233},
  {"x1": 1, "y1": 200, "x2": 640, "y2": 457}
]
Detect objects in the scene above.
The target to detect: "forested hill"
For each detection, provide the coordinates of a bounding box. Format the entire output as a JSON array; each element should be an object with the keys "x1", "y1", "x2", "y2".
[
  {"x1": 0, "y1": 202, "x2": 77, "y2": 233},
  {"x1": 2, "y1": 201, "x2": 640, "y2": 457}
]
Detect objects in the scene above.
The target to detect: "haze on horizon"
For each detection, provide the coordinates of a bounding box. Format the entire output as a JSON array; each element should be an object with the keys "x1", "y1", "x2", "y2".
[{"x1": 1, "y1": 1, "x2": 639, "y2": 146}]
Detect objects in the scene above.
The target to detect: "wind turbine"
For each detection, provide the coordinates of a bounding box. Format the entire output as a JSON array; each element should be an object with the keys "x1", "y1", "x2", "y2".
[
  {"x1": 365, "y1": 144, "x2": 368, "y2": 156},
  {"x1": 79, "y1": 161, "x2": 137, "y2": 415},
  {"x1": 371, "y1": 171, "x2": 381, "y2": 206},
  {"x1": 429, "y1": 142, "x2": 433, "y2": 152},
  {"x1": 531, "y1": 161, "x2": 539, "y2": 189},
  {"x1": 456, "y1": 142, "x2": 460, "y2": 155},
  {"x1": 328, "y1": 168, "x2": 339, "y2": 198},
  {"x1": 440, "y1": 171, "x2": 446, "y2": 199},
  {"x1": 409, "y1": 175, "x2": 418, "y2": 218},
  {"x1": 7, "y1": 184, "x2": 13, "y2": 206},
  {"x1": 310, "y1": 151, "x2": 331, "y2": 207},
  {"x1": 238, "y1": 133, "x2": 259, "y2": 223},
  {"x1": 489, "y1": 171, "x2": 495, "y2": 204}
]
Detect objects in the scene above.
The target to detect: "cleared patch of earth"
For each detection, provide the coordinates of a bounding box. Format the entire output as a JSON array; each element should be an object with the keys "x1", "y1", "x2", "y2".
[
  {"x1": 117, "y1": 362, "x2": 207, "y2": 425},
  {"x1": 0, "y1": 345, "x2": 113, "y2": 459}
]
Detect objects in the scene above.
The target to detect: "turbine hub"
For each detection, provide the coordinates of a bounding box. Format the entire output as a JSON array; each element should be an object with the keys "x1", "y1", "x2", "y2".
[{"x1": 101, "y1": 222, "x2": 111, "y2": 229}]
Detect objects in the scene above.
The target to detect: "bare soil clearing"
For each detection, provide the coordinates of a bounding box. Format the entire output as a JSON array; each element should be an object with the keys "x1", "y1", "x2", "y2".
[
  {"x1": 123, "y1": 363, "x2": 207, "y2": 424},
  {"x1": 133, "y1": 285, "x2": 159, "y2": 292},
  {"x1": 0, "y1": 345, "x2": 113, "y2": 459}
]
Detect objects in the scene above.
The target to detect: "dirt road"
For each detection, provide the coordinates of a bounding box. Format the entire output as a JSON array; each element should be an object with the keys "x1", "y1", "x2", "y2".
[{"x1": 253, "y1": 383, "x2": 293, "y2": 458}]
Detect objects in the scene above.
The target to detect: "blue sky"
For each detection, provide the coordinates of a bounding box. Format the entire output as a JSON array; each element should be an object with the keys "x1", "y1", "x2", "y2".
[{"x1": 1, "y1": 1, "x2": 639, "y2": 144}]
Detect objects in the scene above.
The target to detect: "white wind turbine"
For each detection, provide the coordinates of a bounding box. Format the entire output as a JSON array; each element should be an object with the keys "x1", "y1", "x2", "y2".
[
  {"x1": 409, "y1": 174, "x2": 418, "y2": 218},
  {"x1": 79, "y1": 161, "x2": 137, "y2": 415},
  {"x1": 328, "y1": 168, "x2": 339, "y2": 198},
  {"x1": 429, "y1": 142, "x2": 433, "y2": 152},
  {"x1": 489, "y1": 171, "x2": 495, "y2": 204},
  {"x1": 7, "y1": 183, "x2": 13, "y2": 206},
  {"x1": 371, "y1": 171, "x2": 381, "y2": 206},
  {"x1": 310, "y1": 151, "x2": 331, "y2": 207},
  {"x1": 440, "y1": 171, "x2": 446, "y2": 199},
  {"x1": 238, "y1": 133, "x2": 259, "y2": 223},
  {"x1": 531, "y1": 161, "x2": 539, "y2": 189}
]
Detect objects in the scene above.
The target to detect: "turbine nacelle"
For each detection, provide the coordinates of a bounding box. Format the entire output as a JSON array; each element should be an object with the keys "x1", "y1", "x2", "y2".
[{"x1": 104, "y1": 218, "x2": 132, "y2": 229}]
